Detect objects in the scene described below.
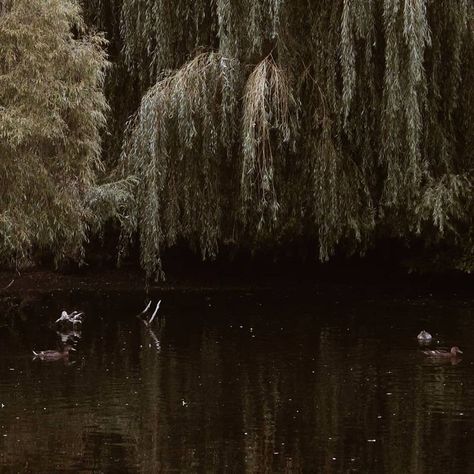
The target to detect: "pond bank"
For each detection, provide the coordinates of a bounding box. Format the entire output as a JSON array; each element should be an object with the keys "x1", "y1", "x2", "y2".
[
  {"x1": 1, "y1": 266, "x2": 474, "y2": 297},
  {"x1": 0, "y1": 268, "x2": 313, "y2": 296}
]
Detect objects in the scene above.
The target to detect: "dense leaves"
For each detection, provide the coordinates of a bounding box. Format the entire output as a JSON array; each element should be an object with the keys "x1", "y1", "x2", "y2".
[
  {"x1": 115, "y1": 0, "x2": 472, "y2": 277},
  {"x1": 0, "y1": 0, "x2": 109, "y2": 266},
  {"x1": 0, "y1": 0, "x2": 135, "y2": 268},
  {"x1": 1, "y1": 0, "x2": 473, "y2": 277}
]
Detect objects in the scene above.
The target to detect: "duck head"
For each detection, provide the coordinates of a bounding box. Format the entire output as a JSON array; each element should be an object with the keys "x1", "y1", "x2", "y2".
[{"x1": 450, "y1": 346, "x2": 463, "y2": 356}]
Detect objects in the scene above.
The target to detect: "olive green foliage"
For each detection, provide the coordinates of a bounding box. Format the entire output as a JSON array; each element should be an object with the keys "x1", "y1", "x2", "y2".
[
  {"x1": 2, "y1": 0, "x2": 473, "y2": 276},
  {"x1": 0, "y1": 0, "x2": 131, "y2": 266},
  {"x1": 122, "y1": 53, "x2": 231, "y2": 278},
  {"x1": 111, "y1": 0, "x2": 473, "y2": 277}
]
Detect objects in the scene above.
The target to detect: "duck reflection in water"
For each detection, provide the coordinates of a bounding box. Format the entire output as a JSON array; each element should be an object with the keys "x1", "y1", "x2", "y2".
[{"x1": 56, "y1": 329, "x2": 82, "y2": 345}]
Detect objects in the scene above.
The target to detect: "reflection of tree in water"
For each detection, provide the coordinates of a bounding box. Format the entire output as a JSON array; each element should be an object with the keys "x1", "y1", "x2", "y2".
[
  {"x1": 131, "y1": 319, "x2": 474, "y2": 473},
  {"x1": 0, "y1": 363, "x2": 139, "y2": 472},
  {"x1": 1, "y1": 298, "x2": 474, "y2": 472}
]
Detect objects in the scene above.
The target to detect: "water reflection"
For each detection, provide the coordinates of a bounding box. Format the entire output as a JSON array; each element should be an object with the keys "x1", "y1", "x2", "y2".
[
  {"x1": 56, "y1": 329, "x2": 82, "y2": 346},
  {"x1": 0, "y1": 292, "x2": 474, "y2": 472}
]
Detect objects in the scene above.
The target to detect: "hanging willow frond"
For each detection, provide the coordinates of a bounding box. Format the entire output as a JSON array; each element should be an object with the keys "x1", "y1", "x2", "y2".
[
  {"x1": 216, "y1": 0, "x2": 282, "y2": 61},
  {"x1": 416, "y1": 173, "x2": 471, "y2": 235},
  {"x1": 312, "y1": 118, "x2": 374, "y2": 260},
  {"x1": 121, "y1": 52, "x2": 240, "y2": 278},
  {"x1": 120, "y1": 0, "x2": 218, "y2": 89},
  {"x1": 381, "y1": 0, "x2": 431, "y2": 208},
  {"x1": 241, "y1": 56, "x2": 297, "y2": 227}
]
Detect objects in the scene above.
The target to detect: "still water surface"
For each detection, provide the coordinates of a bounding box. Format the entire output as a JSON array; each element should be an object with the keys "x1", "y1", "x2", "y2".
[{"x1": 0, "y1": 289, "x2": 474, "y2": 473}]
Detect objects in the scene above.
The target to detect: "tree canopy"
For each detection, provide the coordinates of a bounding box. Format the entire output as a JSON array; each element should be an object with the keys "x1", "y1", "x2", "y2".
[
  {"x1": 0, "y1": 0, "x2": 109, "y2": 266},
  {"x1": 1, "y1": 0, "x2": 473, "y2": 277},
  {"x1": 115, "y1": 0, "x2": 474, "y2": 277},
  {"x1": 0, "y1": 0, "x2": 133, "y2": 268}
]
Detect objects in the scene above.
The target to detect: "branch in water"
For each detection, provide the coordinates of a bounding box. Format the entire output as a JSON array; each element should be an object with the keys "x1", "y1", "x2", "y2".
[
  {"x1": 1, "y1": 279, "x2": 14, "y2": 290},
  {"x1": 148, "y1": 300, "x2": 161, "y2": 325}
]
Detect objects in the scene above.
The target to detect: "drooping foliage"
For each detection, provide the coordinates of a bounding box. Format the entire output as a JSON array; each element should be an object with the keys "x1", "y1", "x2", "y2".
[
  {"x1": 2, "y1": 0, "x2": 473, "y2": 276},
  {"x1": 0, "y1": 0, "x2": 125, "y2": 266},
  {"x1": 121, "y1": 53, "x2": 234, "y2": 278},
  {"x1": 105, "y1": 0, "x2": 472, "y2": 277}
]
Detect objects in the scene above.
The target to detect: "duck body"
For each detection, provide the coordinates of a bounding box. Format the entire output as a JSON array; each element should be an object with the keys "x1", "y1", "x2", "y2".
[
  {"x1": 32, "y1": 346, "x2": 76, "y2": 361},
  {"x1": 417, "y1": 330, "x2": 433, "y2": 342},
  {"x1": 422, "y1": 346, "x2": 463, "y2": 358}
]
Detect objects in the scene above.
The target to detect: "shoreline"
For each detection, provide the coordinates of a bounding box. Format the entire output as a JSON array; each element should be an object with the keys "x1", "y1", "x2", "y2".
[{"x1": 1, "y1": 266, "x2": 473, "y2": 298}]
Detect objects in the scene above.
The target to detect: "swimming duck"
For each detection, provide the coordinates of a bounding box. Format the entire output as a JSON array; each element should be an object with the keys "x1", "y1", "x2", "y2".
[
  {"x1": 417, "y1": 330, "x2": 433, "y2": 342},
  {"x1": 32, "y1": 345, "x2": 76, "y2": 361},
  {"x1": 56, "y1": 310, "x2": 84, "y2": 328},
  {"x1": 422, "y1": 346, "x2": 463, "y2": 358}
]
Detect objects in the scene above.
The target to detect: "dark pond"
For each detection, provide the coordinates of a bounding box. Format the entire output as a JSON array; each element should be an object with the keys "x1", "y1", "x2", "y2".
[{"x1": 1, "y1": 289, "x2": 474, "y2": 473}]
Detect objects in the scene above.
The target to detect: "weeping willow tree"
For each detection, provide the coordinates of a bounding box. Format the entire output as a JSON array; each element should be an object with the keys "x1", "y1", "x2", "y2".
[
  {"x1": 100, "y1": 0, "x2": 471, "y2": 278},
  {"x1": 0, "y1": 0, "x2": 132, "y2": 267},
  {"x1": 2, "y1": 0, "x2": 473, "y2": 276}
]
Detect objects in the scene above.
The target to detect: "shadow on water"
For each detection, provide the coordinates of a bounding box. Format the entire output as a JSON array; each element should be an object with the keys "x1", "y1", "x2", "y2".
[{"x1": 1, "y1": 290, "x2": 474, "y2": 473}]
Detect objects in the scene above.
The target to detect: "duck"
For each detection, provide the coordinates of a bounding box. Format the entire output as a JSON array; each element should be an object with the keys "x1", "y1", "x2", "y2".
[
  {"x1": 32, "y1": 345, "x2": 76, "y2": 361},
  {"x1": 417, "y1": 330, "x2": 433, "y2": 342},
  {"x1": 422, "y1": 346, "x2": 463, "y2": 358},
  {"x1": 55, "y1": 310, "x2": 84, "y2": 328}
]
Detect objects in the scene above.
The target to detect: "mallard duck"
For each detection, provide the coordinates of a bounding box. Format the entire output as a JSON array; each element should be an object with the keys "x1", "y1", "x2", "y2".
[
  {"x1": 422, "y1": 346, "x2": 463, "y2": 357},
  {"x1": 417, "y1": 330, "x2": 433, "y2": 342},
  {"x1": 32, "y1": 345, "x2": 76, "y2": 361}
]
